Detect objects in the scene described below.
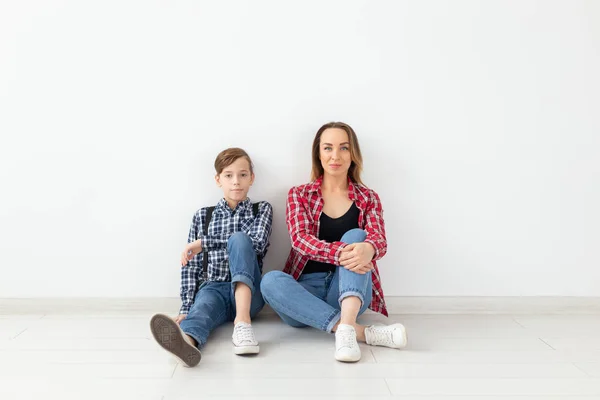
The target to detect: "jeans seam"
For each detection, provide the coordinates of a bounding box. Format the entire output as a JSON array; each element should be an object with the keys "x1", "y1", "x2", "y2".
[{"x1": 340, "y1": 287, "x2": 365, "y2": 294}]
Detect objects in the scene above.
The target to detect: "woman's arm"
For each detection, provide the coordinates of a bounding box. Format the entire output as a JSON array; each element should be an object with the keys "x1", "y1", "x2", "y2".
[
  {"x1": 363, "y1": 190, "x2": 387, "y2": 261},
  {"x1": 286, "y1": 186, "x2": 345, "y2": 264}
]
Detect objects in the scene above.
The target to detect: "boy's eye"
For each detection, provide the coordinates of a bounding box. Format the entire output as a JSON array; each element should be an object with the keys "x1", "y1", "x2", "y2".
[
  {"x1": 241, "y1": 174, "x2": 248, "y2": 177},
  {"x1": 225, "y1": 174, "x2": 232, "y2": 178}
]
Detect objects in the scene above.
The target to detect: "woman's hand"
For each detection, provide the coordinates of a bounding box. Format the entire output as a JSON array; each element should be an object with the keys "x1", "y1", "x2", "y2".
[
  {"x1": 181, "y1": 239, "x2": 202, "y2": 266},
  {"x1": 344, "y1": 261, "x2": 374, "y2": 275},
  {"x1": 339, "y1": 242, "x2": 375, "y2": 273}
]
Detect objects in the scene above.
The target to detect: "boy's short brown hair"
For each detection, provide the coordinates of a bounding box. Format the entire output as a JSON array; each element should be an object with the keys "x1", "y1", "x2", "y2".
[{"x1": 214, "y1": 148, "x2": 254, "y2": 175}]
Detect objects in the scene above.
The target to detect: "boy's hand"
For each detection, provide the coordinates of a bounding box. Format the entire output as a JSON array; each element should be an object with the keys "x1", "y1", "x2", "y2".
[
  {"x1": 181, "y1": 239, "x2": 202, "y2": 266},
  {"x1": 173, "y1": 314, "x2": 186, "y2": 325}
]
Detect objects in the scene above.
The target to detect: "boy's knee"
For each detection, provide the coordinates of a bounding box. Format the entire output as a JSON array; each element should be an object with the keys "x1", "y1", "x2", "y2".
[
  {"x1": 228, "y1": 232, "x2": 252, "y2": 249},
  {"x1": 340, "y1": 228, "x2": 366, "y2": 244}
]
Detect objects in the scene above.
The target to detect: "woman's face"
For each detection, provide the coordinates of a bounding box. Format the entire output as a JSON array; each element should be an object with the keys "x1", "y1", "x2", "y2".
[{"x1": 319, "y1": 128, "x2": 352, "y2": 178}]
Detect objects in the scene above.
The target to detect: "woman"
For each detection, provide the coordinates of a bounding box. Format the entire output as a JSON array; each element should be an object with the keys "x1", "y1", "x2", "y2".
[{"x1": 261, "y1": 122, "x2": 406, "y2": 362}]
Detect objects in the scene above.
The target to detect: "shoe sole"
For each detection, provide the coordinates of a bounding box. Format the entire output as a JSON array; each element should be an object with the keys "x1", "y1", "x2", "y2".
[
  {"x1": 150, "y1": 314, "x2": 201, "y2": 367},
  {"x1": 335, "y1": 351, "x2": 361, "y2": 363},
  {"x1": 398, "y1": 324, "x2": 408, "y2": 349},
  {"x1": 233, "y1": 344, "x2": 260, "y2": 355}
]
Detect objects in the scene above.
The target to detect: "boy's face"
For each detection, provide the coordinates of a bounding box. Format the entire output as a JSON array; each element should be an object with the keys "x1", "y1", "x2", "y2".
[{"x1": 215, "y1": 157, "x2": 255, "y2": 206}]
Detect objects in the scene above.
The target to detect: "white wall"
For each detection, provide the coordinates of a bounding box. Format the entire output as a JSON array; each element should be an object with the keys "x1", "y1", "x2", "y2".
[{"x1": 1, "y1": 0, "x2": 599, "y2": 298}]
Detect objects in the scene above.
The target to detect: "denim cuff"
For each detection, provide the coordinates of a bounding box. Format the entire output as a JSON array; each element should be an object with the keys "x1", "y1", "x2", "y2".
[
  {"x1": 232, "y1": 272, "x2": 256, "y2": 294},
  {"x1": 338, "y1": 290, "x2": 365, "y2": 309},
  {"x1": 325, "y1": 309, "x2": 341, "y2": 333},
  {"x1": 180, "y1": 329, "x2": 205, "y2": 349}
]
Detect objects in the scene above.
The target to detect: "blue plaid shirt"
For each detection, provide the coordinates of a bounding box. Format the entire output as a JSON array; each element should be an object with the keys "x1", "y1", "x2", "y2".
[{"x1": 179, "y1": 198, "x2": 273, "y2": 314}]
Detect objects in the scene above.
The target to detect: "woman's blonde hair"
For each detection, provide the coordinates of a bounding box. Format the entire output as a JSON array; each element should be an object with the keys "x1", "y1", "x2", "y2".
[{"x1": 310, "y1": 122, "x2": 364, "y2": 185}]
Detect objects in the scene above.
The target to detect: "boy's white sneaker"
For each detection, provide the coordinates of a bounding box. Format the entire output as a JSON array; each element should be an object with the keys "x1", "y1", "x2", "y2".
[
  {"x1": 335, "y1": 324, "x2": 361, "y2": 362},
  {"x1": 365, "y1": 323, "x2": 408, "y2": 349},
  {"x1": 232, "y1": 322, "x2": 259, "y2": 355}
]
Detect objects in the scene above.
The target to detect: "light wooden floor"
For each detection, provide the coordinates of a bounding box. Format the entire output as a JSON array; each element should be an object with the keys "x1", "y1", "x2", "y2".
[{"x1": 1, "y1": 310, "x2": 600, "y2": 399}]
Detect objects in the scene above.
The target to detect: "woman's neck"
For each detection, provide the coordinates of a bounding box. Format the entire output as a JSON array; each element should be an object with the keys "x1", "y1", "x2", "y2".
[{"x1": 321, "y1": 173, "x2": 349, "y2": 193}]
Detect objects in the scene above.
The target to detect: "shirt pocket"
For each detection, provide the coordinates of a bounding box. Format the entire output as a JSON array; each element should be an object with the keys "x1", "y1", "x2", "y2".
[{"x1": 240, "y1": 216, "x2": 254, "y2": 232}]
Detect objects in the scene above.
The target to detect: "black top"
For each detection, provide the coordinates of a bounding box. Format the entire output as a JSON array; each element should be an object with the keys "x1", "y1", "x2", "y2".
[{"x1": 302, "y1": 202, "x2": 360, "y2": 274}]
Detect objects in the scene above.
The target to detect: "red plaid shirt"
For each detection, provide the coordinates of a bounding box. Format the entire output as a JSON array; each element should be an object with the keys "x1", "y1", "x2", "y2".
[{"x1": 284, "y1": 177, "x2": 389, "y2": 316}]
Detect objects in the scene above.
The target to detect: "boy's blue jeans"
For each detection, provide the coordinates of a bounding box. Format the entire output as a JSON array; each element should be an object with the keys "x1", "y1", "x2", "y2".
[
  {"x1": 179, "y1": 232, "x2": 264, "y2": 347},
  {"x1": 261, "y1": 229, "x2": 372, "y2": 333}
]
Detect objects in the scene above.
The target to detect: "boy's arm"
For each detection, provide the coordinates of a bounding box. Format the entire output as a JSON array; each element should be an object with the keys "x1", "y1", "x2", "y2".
[
  {"x1": 198, "y1": 207, "x2": 227, "y2": 251},
  {"x1": 179, "y1": 210, "x2": 204, "y2": 314},
  {"x1": 247, "y1": 201, "x2": 273, "y2": 256},
  {"x1": 179, "y1": 265, "x2": 198, "y2": 314}
]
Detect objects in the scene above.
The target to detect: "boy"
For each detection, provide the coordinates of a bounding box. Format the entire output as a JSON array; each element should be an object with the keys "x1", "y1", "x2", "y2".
[{"x1": 150, "y1": 148, "x2": 273, "y2": 367}]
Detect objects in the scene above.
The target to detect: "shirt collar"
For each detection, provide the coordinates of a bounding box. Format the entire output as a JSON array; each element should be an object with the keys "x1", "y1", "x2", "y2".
[
  {"x1": 306, "y1": 176, "x2": 323, "y2": 193},
  {"x1": 216, "y1": 197, "x2": 252, "y2": 213}
]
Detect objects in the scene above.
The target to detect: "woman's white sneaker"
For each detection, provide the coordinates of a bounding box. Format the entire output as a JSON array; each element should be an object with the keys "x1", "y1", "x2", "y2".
[
  {"x1": 232, "y1": 322, "x2": 259, "y2": 355},
  {"x1": 365, "y1": 323, "x2": 407, "y2": 349},
  {"x1": 335, "y1": 324, "x2": 361, "y2": 362}
]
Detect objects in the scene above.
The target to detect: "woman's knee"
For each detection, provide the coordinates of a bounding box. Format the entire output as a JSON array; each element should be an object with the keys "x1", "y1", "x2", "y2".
[
  {"x1": 340, "y1": 228, "x2": 366, "y2": 244},
  {"x1": 260, "y1": 270, "x2": 288, "y2": 297}
]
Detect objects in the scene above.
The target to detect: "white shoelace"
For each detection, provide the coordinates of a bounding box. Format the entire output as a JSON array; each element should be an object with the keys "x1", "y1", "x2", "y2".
[
  {"x1": 337, "y1": 328, "x2": 358, "y2": 350},
  {"x1": 234, "y1": 323, "x2": 257, "y2": 345},
  {"x1": 368, "y1": 326, "x2": 394, "y2": 347}
]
